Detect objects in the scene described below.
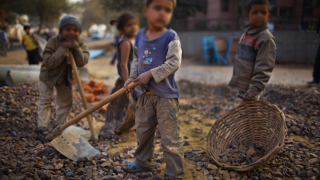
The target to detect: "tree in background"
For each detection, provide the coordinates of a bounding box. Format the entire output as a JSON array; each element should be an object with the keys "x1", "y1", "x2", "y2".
[
  {"x1": 173, "y1": 0, "x2": 207, "y2": 19},
  {"x1": 2, "y1": 0, "x2": 69, "y2": 32},
  {"x1": 0, "y1": 0, "x2": 27, "y2": 26},
  {"x1": 72, "y1": 0, "x2": 117, "y2": 33},
  {"x1": 100, "y1": 0, "x2": 144, "y2": 13},
  {"x1": 170, "y1": 0, "x2": 207, "y2": 31}
]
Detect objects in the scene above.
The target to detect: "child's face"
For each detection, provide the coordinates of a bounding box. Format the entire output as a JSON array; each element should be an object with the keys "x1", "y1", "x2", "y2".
[
  {"x1": 144, "y1": 0, "x2": 174, "y2": 29},
  {"x1": 246, "y1": 4, "x2": 270, "y2": 28},
  {"x1": 61, "y1": 25, "x2": 80, "y2": 41},
  {"x1": 25, "y1": 28, "x2": 31, "y2": 34},
  {"x1": 122, "y1": 18, "x2": 139, "y2": 38}
]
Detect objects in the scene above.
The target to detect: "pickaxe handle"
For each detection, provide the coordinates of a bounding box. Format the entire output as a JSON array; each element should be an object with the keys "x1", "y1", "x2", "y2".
[
  {"x1": 70, "y1": 53, "x2": 97, "y2": 142},
  {"x1": 50, "y1": 80, "x2": 139, "y2": 139}
]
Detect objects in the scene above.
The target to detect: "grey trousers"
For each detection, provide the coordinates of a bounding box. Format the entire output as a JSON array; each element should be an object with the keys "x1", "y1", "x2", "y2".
[
  {"x1": 134, "y1": 94, "x2": 185, "y2": 179},
  {"x1": 37, "y1": 81, "x2": 72, "y2": 128}
]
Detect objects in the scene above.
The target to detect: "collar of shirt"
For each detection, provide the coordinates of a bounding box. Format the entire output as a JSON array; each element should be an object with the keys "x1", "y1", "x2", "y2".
[{"x1": 242, "y1": 23, "x2": 268, "y2": 35}]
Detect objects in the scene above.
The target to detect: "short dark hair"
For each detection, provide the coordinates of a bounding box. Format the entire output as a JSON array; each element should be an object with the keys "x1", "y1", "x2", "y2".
[
  {"x1": 23, "y1": 25, "x2": 31, "y2": 31},
  {"x1": 247, "y1": 0, "x2": 270, "y2": 13},
  {"x1": 110, "y1": 13, "x2": 138, "y2": 31},
  {"x1": 145, "y1": 0, "x2": 177, "y2": 9}
]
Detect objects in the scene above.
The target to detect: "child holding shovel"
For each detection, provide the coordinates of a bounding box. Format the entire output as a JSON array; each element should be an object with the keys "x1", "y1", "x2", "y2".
[
  {"x1": 101, "y1": 13, "x2": 142, "y2": 135},
  {"x1": 229, "y1": 0, "x2": 276, "y2": 101},
  {"x1": 37, "y1": 15, "x2": 89, "y2": 142},
  {"x1": 124, "y1": 0, "x2": 184, "y2": 179}
]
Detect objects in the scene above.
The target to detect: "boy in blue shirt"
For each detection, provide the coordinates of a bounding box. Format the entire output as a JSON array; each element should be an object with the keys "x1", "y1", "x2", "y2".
[{"x1": 124, "y1": 0, "x2": 184, "y2": 179}]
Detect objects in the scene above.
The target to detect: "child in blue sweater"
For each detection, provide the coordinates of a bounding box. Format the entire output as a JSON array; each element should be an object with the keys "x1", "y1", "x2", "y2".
[{"x1": 124, "y1": 0, "x2": 184, "y2": 179}]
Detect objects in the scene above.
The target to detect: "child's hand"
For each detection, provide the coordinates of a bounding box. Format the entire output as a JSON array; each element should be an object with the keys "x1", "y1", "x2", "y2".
[
  {"x1": 61, "y1": 41, "x2": 73, "y2": 49},
  {"x1": 124, "y1": 78, "x2": 135, "y2": 94},
  {"x1": 136, "y1": 71, "x2": 152, "y2": 87}
]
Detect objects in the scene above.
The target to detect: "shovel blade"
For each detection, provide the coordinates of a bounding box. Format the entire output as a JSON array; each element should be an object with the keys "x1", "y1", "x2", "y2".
[{"x1": 51, "y1": 129, "x2": 100, "y2": 161}]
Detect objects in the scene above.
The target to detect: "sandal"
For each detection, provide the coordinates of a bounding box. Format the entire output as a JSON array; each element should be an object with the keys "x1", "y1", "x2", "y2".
[{"x1": 122, "y1": 160, "x2": 146, "y2": 173}]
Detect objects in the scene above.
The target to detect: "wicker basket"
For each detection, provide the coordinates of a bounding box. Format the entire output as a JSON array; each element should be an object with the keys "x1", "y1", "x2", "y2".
[{"x1": 207, "y1": 101, "x2": 287, "y2": 171}]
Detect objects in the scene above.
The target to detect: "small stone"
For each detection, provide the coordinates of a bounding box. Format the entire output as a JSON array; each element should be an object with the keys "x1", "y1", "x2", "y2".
[
  {"x1": 66, "y1": 171, "x2": 75, "y2": 177},
  {"x1": 77, "y1": 168, "x2": 85, "y2": 175},
  {"x1": 9, "y1": 176, "x2": 25, "y2": 180},
  {"x1": 249, "y1": 176, "x2": 259, "y2": 180},
  {"x1": 141, "y1": 173, "x2": 148, "y2": 179},
  {"x1": 86, "y1": 169, "x2": 93, "y2": 178},
  {"x1": 40, "y1": 171, "x2": 52, "y2": 180},
  {"x1": 272, "y1": 171, "x2": 282, "y2": 177},
  {"x1": 196, "y1": 167, "x2": 202, "y2": 171},
  {"x1": 152, "y1": 175, "x2": 161, "y2": 180},
  {"x1": 204, "y1": 169, "x2": 210, "y2": 176},
  {"x1": 259, "y1": 172, "x2": 269, "y2": 180},
  {"x1": 223, "y1": 171, "x2": 230, "y2": 180},
  {"x1": 246, "y1": 148, "x2": 256, "y2": 159},
  {"x1": 229, "y1": 171, "x2": 238, "y2": 178},
  {"x1": 41, "y1": 165, "x2": 54, "y2": 170},
  {"x1": 11, "y1": 131, "x2": 17, "y2": 136},
  {"x1": 207, "y1": 164, "x2": 218, "y2": 170},
  {"x1": 307, "y1": 170, "x2": 315, "y2": 178},
  {"x1": 118, "y1": 173, "x2": 124, "y2": 179},
  {"x1": 183, "y1": 141, "x2": 190, "y2": 146},
  {"x1": 0, "y1": 175, "x2": 10, "y2": 180},
  {"x1": 273, "y1": 178, "x2": 282, "y2": 180},
  {"x1": 101, "y1": 161, "x2": 112, "y2": 167},
  {"x1": 312, "y1": 168, "x2": 320, "y2": 175},
  {"x1": 55, "y1": 163, "x2": 63, "y2": 170},
  {"x1": 308, "y1": 158, "x2": 318, "y2": 165}
]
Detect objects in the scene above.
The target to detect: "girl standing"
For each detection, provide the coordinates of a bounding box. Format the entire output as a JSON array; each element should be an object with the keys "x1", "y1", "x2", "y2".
[{"x1": 100, "y1": 13, "x2": 141, "y2": 136}]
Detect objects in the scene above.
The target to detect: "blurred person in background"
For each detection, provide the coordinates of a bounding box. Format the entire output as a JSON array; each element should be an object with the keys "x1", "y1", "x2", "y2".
[
  {"x1": 102, "y1": 13, "x2": 141, "y2": 135},
  {"x1": 308, "y1": 16, "x2": 320, "y2": 85},
  {"x1": 22, "y1": 25, "x2": 39, "y2": 64},
  {"x1": 0, "y1": 27, "x2": 8, "y2": 57}
]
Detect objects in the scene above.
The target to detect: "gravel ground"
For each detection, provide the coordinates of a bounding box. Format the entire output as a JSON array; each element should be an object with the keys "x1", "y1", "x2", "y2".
[{"x1": 0, "y1": 80, "x2": 319, "y2": 180}]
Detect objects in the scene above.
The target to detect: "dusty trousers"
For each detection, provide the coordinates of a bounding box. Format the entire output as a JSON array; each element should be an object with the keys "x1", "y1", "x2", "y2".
[
  {"x1": 134, "y1": 94, "x2": 184, "y2": 179},
  {"x1": 0, "y1": 41, "x2": 7, "y2": 56},
  {"x1": 37, "y1": 81, "x2": 72, "y2": 128}
]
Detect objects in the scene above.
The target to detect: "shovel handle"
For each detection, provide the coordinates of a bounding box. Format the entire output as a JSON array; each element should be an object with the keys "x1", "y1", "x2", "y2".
[
  {"x1": 69, "y1": 53, "x2": 97, "y2": 141},
  {"x1": 60, "y1": 81, "x2": 140, "y2": 132}
]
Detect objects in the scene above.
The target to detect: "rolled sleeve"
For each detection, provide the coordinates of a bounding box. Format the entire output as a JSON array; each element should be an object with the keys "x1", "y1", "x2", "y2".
[
  {"x1": 150, "y1": 40, "x2": 182, "y2": 83},
  {"x1": 42, "y1": 38, "x2": 69, "y2": 70},
  {"x1": 72, "y1": 42, "x2": 89, "y2": 68}
]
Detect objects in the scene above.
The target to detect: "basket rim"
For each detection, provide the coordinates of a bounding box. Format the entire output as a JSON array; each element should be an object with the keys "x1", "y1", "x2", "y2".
[{"x1": 206, "y1": 100, "x2": 287, "y2": 172}]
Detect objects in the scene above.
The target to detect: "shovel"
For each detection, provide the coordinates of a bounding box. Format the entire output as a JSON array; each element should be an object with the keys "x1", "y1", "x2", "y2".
[
  {"x1": 47, "y1": 81, "x2": 139, "y2": 160},
  {"x1": 70, "y1": 53, "x2": 98, "y2": 142}
]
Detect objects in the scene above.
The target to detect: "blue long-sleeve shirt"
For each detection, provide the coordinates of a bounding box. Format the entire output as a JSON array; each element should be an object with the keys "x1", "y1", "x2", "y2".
[{"x1": 129, "y1": 29, "x2": 182, "y2": 98}]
